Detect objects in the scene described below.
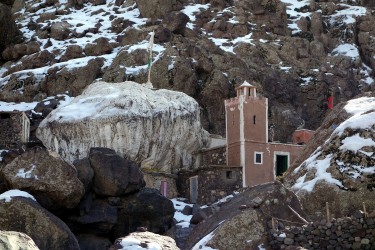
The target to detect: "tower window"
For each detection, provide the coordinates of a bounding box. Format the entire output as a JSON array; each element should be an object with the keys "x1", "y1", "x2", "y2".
[
  {"x1": 254, "y1": 152, "x2": 263, "y2": 164},
  {"x1": 253, "y1": 115, "x2": 256, "y2": 124}
]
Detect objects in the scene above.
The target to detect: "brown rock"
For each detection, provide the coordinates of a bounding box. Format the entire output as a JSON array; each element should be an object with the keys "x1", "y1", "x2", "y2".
[
  {"x1": 135, "y1": 0, "x2": 176, "y2": 19},
  {"x1": 1, "y1": 147, "x2": 85, "y2": 210},
  {"x1": 163, "y1": 11, "x2": 189, "y2": 35},
  {"x1": 60, "y1": 44, "x2": 84, "y2": 62},
  {"x1": 50, "y1": 21, "x2": 72, "y2": 40},
  {"x1": 84, "y1": 37, "x2": 112, "y2": 56},
  {"x1": 26, "y1": 41, "x2": 41, "y2": 55}
]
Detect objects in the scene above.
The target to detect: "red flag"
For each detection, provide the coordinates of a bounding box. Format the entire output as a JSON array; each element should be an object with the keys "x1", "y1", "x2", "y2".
[{"x1": 327, "y1": 95, "x2": 333, "y2": 110}]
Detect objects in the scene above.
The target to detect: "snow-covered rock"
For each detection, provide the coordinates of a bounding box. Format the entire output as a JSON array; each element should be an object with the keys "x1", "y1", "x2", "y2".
[
  {"x1": 0, "y1": 231, "x2": 40, "y2": 250},
  {"x1": 285, "y1": 95, "x2": 375, "y2": 219},
  {"x1": 36, "y1": 81, "x2": 208, "y2": 173}
]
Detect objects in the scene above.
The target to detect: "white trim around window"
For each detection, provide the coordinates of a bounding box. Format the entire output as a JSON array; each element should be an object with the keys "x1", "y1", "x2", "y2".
[{"x1": 254, "y1": 151, "x2": 263, "y2": 164}]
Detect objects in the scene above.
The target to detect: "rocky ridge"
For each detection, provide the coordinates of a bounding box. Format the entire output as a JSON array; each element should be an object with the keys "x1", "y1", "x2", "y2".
[
  {"x1": 0, "y1": 0, "x2": 374, "y2": 140},
  {"x1": 284, "y1": 94, "x2": 375, "y2": 220}
]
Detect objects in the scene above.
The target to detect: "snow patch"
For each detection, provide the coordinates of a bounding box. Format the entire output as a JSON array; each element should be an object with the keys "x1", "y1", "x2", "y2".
[{"x1": 0, "y1": 189, "x2": 36, "y2": 202}]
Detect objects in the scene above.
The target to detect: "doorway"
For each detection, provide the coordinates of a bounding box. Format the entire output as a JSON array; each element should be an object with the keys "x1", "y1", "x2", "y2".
[
  {"x1": 275, "y1": 154, "x2": 288, "y2": 176},
  {"x1": 190, "y1": 176, "x2": 198, "y2": 203}
]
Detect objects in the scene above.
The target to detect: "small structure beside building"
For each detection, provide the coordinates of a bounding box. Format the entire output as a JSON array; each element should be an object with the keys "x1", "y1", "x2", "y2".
[
  {"x1": 178, "y1": 145, "x2": 242, "y2": 204},
  {"x1": 0, "y1": 111, "x2": 30, "y2": 149}
]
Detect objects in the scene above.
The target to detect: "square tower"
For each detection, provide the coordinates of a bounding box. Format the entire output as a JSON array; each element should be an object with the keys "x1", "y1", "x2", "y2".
[{"x1": 225, "y1": 81, "x2": 268, "y2": 187}]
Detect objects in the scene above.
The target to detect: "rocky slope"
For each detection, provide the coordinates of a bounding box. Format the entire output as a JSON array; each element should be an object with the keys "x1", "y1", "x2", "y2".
[
  {"x1": 284, "y1": 93, "x2": 375, "y2": 220},
  {"x1": 0, "y1": 0, "x2": 374, "y2": 141},
  {"x1": 36, "y1": 81, "x2": 208, "y2": 172}
]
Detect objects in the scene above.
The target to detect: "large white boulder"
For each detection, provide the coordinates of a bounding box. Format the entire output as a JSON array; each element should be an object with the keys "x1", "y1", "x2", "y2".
[{"x1": 37, "y1": 81, "x2": 208, "y2": 173}]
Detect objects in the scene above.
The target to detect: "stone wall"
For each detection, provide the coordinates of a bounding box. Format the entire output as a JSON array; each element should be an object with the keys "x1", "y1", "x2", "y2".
[
  {"x1": 201, "y1": 146, "x2": 226, "y2": 166},
  {"x1": 0, "y1": 112, "x2": 25, "y2": 149},
  {"x1": 143, "y1": 171, "x2": 178, "y2": 198},
  {"x1": 178, "y1": 166, "x2": 242, "y2": 204},
  {"x1": 269, "y1": 210, "x2": 375, "y2": 249}
]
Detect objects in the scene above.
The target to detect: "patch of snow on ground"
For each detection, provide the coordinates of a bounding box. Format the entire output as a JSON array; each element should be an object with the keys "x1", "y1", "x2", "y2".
[
  {"x1": 119, "y1": 237, "x2": 163, "y2": 250},
  {"x1": 344, "y1": 97, "x2": 375, "y2": 115},
  {"x1": 332, "y1": 43, "x2": 359, "y2": 59},
  {"x1": 171, "y1": 198, "x2": 193, "y2": 227},
  {"x1": 280, "y1": 0, "x2": 311, "y2": 34},
  {"x1": 328, "y1": 96, "x2": 375, "y2": 135},
  {"x1": 339, "y1": 134, "x2": 375, "y2": 153},
  {"x1": 181, "y1": 4, "x2": 210, "y2": 29},
  {"x1": 293, "y1": 153, "x2": 343, "y2": 192},
  {"x1": 0, "y1": 189, "x2": 36, "y2": 202},
  {"x1": 330, "y1": 4, "x2": 367, "y2": 24},
  {"x1": 0, "y1": 101, "x2": 38, "y2": 111},
  {"x1": 209, "y1": 33, "x2": 254, "y2": 54},
  {"x1": 191, "y1": 230, "x2": 217, "y2": 250}
]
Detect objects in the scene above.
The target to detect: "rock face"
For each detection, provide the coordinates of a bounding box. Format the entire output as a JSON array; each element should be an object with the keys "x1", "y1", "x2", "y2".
[
  {"x1": 0, "y1": 231, "x2": 40, "y2": 250},
  {"x1": 0, "y1": 196, "x2": 80, "y2": 250},
  {"x1": 0, "y1": 0, "x2": 20, "y2": 56},
  {"x1": 1, "y1": 147, "x2": 85, "y2": 210},
  {"x1": 185, "y1": 181, "x2": 307, "y2": 250},
  {"x1": 284, "y1": 94, "x2": 375, "y2": 220},
  {"x1": 112, "y1": 231, "x2": 179, "y2": 250},
  {"x1": 37, "y1": 81, "x2": 208, "y2": 173}
]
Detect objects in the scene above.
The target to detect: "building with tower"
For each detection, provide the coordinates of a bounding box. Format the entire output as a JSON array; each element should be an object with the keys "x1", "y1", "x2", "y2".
[
  {"x1": 225, "y1": 81, "x2": 313, "y2": 187},
  {"x1": 178, "y1": 81, "x2": 314, "y2": 203}
]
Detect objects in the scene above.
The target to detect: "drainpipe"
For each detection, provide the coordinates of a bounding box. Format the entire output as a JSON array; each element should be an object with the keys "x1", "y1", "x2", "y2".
[{"x1": 239, "y1": 95, "x2": 246, "y2": 187}]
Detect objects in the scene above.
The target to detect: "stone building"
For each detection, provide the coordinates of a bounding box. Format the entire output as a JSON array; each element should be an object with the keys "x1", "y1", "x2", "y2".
[
  {"x1": 225, "y1": 81, "x2": 314, "y2": 187},
  {"x1": 179, "y1": 81, "x2": 314, "y2": 204},
  {"x1": 0, "y1": 111, "x2": 30, "y2": 149}
]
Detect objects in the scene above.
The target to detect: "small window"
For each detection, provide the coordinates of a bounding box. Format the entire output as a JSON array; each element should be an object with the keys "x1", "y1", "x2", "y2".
[
  {"x1": 253, "y1": 115, "x2": 256, "y2": 124},
  {"x1": 226, "y1": 171, "x2": 233, "y2": 179},
  {"x1": 254, "y1": 152, "x2": 263, "y2": 164}
]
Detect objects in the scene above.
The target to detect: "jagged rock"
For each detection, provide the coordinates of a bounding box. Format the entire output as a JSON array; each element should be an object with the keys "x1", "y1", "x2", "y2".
[
  {"x1": 60, "y1": 44, "x2": 84, "y2": 62},
  {"x1": 135, "y1": 0, "x2": 176, "y2": 19},
  {"x1": 84, "y1": 37, "x2": 112, "y2": 56},
  {"x1": 1, "y1": 147, "x2": 85, "y2": 210},
  {"x1": 88, "y1": 148, "x2": 145, "y2": 196},
  {"x1": 163, "y1": 11, "x2": 189, "y2": 35},
  {"x1": 0, "y1": 196, "x2": 80, "y2": 250},
  {"x1": 102, "y1": 49, "x2": 148, "y2": 82},
  {"x1": 112, "y1": 231, "x2": 179, "y2": 250},
  {"x1": 185, "y1": 181, "x2": 307, "y2": 250},
  {"x1": 50, "y1": 21, "x2": 72, "y2": 40},
  {"x1": 40, "y1": 57, "x2": 104, "y2": 96},
  {"x1": 113, "y1": 188, "x2": 175, "y2": 238},
  {"x1": 0, "y1": 231, "x2": 39, "y2": 250},
  {"x1": 37, "y1": 81, "x2": 208, "y2": 173}
]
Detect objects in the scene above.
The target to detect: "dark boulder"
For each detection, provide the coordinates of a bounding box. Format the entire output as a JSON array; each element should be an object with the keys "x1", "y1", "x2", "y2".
[
  {"x1": 113, "y1": 188, "x2": 175, "y2": 238},
  {"x1": 89, "y1": 147, "x2": 145, "y2": 197}
]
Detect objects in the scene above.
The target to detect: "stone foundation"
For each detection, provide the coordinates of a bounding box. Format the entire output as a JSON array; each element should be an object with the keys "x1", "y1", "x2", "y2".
[{"x1": 269, "y1": 210, "x2": 375, "y2": 249}]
